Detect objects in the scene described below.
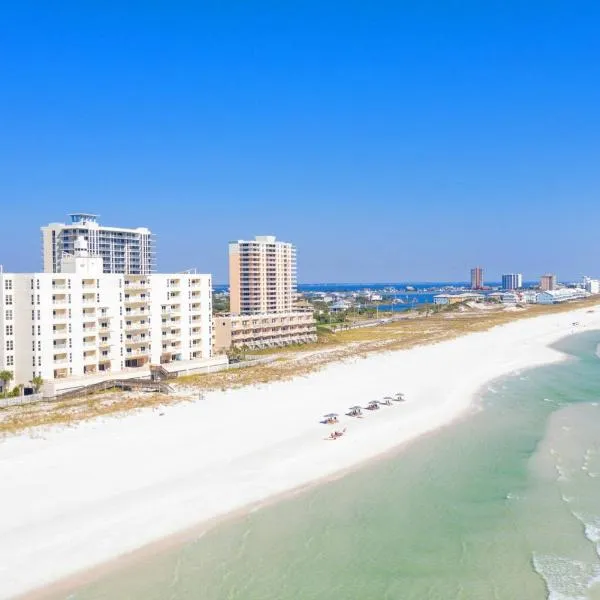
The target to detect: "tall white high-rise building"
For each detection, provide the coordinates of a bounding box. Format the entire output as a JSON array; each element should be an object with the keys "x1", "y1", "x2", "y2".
[
  {"x1": 0, "y1": 238, "x2": 212, "y2": 393},
  {"x1": 501, "y1": 273, "x2": 523, "y2": 290},
  {"x1": 41, "y1": 213, "x2": 155, "y2": 274}
]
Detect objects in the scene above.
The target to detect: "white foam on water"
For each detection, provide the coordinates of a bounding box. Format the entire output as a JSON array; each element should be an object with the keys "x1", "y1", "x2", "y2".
[
  {"x1": 572, "y1": 513, "x2": 600, "y2": 560},
  {"x1": 532, "y1": 553, "x2": 599, "y2": 600}
]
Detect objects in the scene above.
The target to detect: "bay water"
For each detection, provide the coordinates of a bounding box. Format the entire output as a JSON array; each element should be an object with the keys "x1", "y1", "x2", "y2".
[{"x1": 68, "y1": 330, "x2": 600, "y2": 600}]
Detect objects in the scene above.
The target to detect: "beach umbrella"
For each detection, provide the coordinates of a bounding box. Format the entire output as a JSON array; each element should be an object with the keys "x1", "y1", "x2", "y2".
[{"x1": 324, "y1": 413, "x2": 339, "y2": 418}]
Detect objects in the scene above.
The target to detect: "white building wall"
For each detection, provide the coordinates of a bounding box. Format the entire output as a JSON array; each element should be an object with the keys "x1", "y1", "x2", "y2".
[
  {"x1": 0, "y1": 265, "x2": 212, "y2": 388},
  {"x1": 148, "y1": 274, "x2": 212, "y2": 364}
]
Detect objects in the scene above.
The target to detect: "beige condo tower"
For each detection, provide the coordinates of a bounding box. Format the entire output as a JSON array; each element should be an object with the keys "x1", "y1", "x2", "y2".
[
  {"x1": 215, "y1": 235, "x2": 316, "y2": 351},
  {"x1": 229, "y1": 235, "x2": 296, "y2": 314}
]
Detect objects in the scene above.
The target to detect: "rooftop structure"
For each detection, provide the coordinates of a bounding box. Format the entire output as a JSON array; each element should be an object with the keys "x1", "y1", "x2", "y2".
[{"x1": 41, "y1": 213, "x2": 155, "y2": 275}]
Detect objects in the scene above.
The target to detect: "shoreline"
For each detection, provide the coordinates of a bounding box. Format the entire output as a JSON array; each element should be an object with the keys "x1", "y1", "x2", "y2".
[{"x1": 2, "y1": 305, "x2": 600, "y2": 599}]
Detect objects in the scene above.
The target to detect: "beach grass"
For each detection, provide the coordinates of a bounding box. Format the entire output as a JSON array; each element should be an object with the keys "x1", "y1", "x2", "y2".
[{"x1": 1, "y1": 297, "x2": 597, "y2": 436}]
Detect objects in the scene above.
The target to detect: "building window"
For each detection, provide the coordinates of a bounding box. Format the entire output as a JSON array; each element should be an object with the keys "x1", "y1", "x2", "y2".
[
  {"x1": 5, "y1": 325, "x2": 13, "y2": 336},
  {"x1": 6, "y1": 340, "x2": 13, "y2": 351},
  {"x1": 4, "y1": 280, "x2": 12, "y2": 290},
  {"x1": 6, "y1": 356, "x2": 13, "y2": 366},
  {"x1": 38, "y1": 357, "x2": 41, "y2": 366},
  {"x1": 5, "y1": 310, "x2": 12, "y2": 321}
]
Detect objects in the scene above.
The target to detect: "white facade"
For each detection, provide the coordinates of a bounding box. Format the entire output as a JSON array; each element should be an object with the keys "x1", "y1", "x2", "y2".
[
  {"x1": 42, "y1": 213, "x2": 155, "y2": 274},
  {"x1": 501, "y1": 273, "x2": 523, "y2": 290},
  {"x1": 0, "y1": 242, "x2": 212, "y2": 390},
  {"x1": 536, "y1": 289, "x2": 589, "y2": 304},
  {"x1": 583, "y1": 277, "x2": 600, "y2": 294}
]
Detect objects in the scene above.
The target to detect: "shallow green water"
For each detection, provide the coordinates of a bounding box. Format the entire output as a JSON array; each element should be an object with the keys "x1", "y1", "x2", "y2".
[{"x1": 71, "y1": 331, "x2": 600, "y2": 600}]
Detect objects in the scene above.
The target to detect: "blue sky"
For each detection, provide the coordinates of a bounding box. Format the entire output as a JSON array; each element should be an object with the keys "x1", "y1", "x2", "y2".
[{"x1": 1, "y1": 2, "x2": 599, "y2": 283}]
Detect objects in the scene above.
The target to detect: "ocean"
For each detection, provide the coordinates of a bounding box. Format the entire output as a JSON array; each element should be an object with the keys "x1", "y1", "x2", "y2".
[{"x1": 67, "y1": 330, "x2": 600, "y2": 600}]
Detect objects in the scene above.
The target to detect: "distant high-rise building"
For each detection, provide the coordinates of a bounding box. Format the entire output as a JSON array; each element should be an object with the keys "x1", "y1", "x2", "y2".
[
  {"x1": 41, "y1": 213, "x2": 155, "y2": 275},
  {"x1": 540, "y1": 274, "x2": 557, "y2": 291},
  {"x1": 470, "y1": 267, "x2": 484, "y2": 290},
  {"x1": 228, "y1": 235, "x2": 296, "y2": 314},
  {"x1": 501, "y1": 273, "x2": 523, "y2": 290}
]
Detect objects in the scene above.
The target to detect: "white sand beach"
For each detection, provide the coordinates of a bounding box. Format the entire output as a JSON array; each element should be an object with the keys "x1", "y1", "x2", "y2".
[{"x1": 1, "y1": 306, "x2": 599, "y2": 599}]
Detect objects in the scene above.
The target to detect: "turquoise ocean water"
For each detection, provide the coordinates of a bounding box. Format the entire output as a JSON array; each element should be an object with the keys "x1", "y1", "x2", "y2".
[{"x1": 67, "y1": 331, "x2": 600, "y2": 600}]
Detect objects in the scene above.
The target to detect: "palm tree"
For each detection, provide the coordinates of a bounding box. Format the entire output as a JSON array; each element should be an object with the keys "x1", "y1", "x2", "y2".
[
  {"x1": 30, "y1": 376, "x2": 44, "y2": 393},
  {"x1": 0, "y1": 370, "x2": 14, "y2": 398}
]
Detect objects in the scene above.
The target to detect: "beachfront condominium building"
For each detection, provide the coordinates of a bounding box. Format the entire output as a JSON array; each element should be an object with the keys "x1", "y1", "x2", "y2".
[
  {"x1": 0, "y1": 237, "x2": 212, "y2": 394},
  {"x1": 470, "y1": 267, "x2": 484, "y2": 290},
  {"x1": 229, "y1": 235, "x2": 297, "y2": 314},
  {"x1": 215, "y1": 235, "x2": 316, "y2": 351},
  {"x1": 540, "y1": 274, "x2": 557, "y2": 291},
  {"x1": 41, "y1": 213, "x2": 155, "y2": 275},
  {"x1": 501, "y1": 273, "x2": 523, "y2": 290}
]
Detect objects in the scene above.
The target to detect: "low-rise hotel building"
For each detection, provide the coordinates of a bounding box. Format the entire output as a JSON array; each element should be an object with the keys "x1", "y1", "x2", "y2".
[
  {"x1": 0, "y1": 238, "x2": 213, "y2": 393},
  {"x1": 433, "y1": 292, "x2": 484, "y2": 305},
  {"x1": 214, "y1": 310, "x2": 317, "y2": 351}
]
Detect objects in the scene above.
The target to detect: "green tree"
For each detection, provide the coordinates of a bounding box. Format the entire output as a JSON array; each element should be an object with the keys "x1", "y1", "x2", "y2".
[
  {"x1": 0, "y1": 370, "x2": 13, "y2": 398},
  {"x1": 30, "y1": 376, "x2": 44, "y2": 393}
]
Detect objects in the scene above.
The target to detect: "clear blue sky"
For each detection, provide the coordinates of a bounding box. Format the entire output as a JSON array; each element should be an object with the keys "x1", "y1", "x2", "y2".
[{"x1": 2, "y1": 1, "x2": 599, "y2": 283}]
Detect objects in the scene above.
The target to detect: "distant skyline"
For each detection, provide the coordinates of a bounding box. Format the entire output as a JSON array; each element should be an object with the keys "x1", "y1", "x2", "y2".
[{"x1": 2, "y1": 3, "x2": 600, "y2": 283}]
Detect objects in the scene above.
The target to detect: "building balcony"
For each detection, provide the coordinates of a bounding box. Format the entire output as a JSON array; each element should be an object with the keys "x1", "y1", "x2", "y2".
[
  {"x1": 125, "y1": 323, "x2": 150, "y2": 332},
  {"x1": 126, "y1": 337, "x2": 148, "y2": 346},
  {"x1": 124, "y1": 296, "x2": 149, "y2": 306},
  {"x1": 124, "y1": 281, "x2": 149, "y2": 291},
  {"x1": 126, "y1": 349, "x2": 149, "y2": 359}
]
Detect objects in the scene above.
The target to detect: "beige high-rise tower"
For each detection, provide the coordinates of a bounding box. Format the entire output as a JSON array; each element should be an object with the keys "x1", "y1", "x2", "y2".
[{"x1": 228, "y1": 235, "x2": 296, "y2": 314}]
